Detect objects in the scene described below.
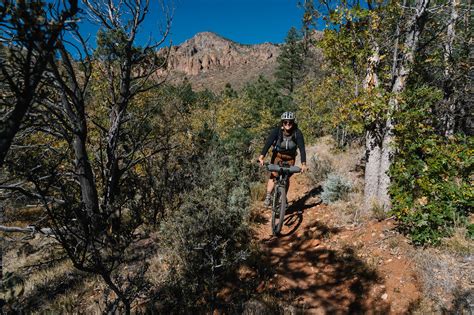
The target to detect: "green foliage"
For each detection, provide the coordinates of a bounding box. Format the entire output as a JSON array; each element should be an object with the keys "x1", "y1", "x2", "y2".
[
  {"x1": 222, "y1": 82, "x2": 238, "y2": 98},
  {"x1": 311, "y1": 1, "x2": 471, "y2": 246},
  {"x1": 321, "y1": 173, "x2": 352, "y2": 204},
  {"x1": 244, "y1": 75, "x2": 287, "y2": 117},
  {"x1": 95, "y1": 28, "x2": 135, "y2": 61},
  {"x1": 294, "y1": 5, "x2": 386, "y2": 147},
  {"x1": 212, "y1": 79, "x2": 287, "y2": 158},
  {"x1": 468, "y1": 224, "x2": 474, "y2": 240},
  {"x1": 294, "y1": 80, "x2": 334, "y2": 141},
  {"x1": 275, "y1": 27, "x2": 305, "y2": 94},
  {"x1": 158, "y1": 149, "x2": 251, "y2": 311},
  {"x1": 294, "y1": 76, "x2": 370, "y2": 147},
  {"x1": 389, "y1": 87, "x2": 474, "y2": 245},
  {"x1": 303, "y1": 3, "x2": 401, "y2": 148}
]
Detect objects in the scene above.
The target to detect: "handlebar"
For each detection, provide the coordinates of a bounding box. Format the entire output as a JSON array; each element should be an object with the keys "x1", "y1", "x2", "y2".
[{"x1": 257, "y1": 161, "x2": 301, "y2": 174}]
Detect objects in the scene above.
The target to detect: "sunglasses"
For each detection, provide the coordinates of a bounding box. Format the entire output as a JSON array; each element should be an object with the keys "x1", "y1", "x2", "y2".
[{"x1": 282, "y1": 121, "x2": 294, "y2": 125}]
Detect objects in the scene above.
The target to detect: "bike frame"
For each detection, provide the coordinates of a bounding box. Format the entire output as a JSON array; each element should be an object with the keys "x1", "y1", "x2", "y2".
[{"x1": 266, "y1": 162, "x2": 301, "y2": 235}]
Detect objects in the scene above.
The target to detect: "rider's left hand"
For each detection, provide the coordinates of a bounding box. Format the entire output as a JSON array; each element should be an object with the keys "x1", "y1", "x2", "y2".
[{"x1": 301, "y1": 163, "x2": 308, "y2": 173}]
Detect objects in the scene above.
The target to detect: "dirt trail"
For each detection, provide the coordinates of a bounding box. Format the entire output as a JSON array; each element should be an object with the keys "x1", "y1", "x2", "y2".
[{"x1": 250, "y1": 173, "x2": 421, "y2": 314}]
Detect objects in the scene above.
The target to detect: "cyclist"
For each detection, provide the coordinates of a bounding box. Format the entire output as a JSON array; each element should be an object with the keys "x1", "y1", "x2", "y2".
[{"x1": 258, "y1": 111, "x2": 307, "y2": 207}]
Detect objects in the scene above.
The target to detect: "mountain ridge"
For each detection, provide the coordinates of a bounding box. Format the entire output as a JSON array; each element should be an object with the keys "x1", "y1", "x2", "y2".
[
  {"x1": 159, "y1": 31, "x2": 281, "y2": 91},
  {"x1": 160, "y1": 31, "x2": 322, "y2": 91}
]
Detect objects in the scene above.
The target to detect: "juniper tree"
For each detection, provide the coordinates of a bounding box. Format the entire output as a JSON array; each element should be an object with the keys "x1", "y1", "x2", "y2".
[
  {"x1": 0, "y1": 0, "x2": 78, "y2": 166},
  {"x1": 1, "y1": 0, "x2": 172, "y2": 312}
]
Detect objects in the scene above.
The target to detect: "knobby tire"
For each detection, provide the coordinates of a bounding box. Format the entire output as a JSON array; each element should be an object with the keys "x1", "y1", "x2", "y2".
[{"x1": 271, "y1": 186, "x2": 287, "y2": 235}]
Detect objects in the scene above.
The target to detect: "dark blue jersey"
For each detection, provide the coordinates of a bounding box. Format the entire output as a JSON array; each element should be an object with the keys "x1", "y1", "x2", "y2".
[{"x1": 260, "y1": 127, "x2": 306, "y2": 163}]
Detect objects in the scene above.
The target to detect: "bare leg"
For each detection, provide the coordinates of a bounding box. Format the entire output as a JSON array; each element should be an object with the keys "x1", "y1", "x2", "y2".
[{"x1": 266, "y1": 178, "x2": 275, "y2": 194}]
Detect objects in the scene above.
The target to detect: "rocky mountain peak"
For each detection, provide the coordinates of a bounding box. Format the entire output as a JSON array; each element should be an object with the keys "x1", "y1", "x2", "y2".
[
  {"x1": 164, "y1": 31, "x2": 280, "y2": 77},
  {"x1": 159, "y1": 30, "x2": 323, "y2": 91},
  {"x1": 179, "y1": 31, "x2": 235, "y2": 50}
]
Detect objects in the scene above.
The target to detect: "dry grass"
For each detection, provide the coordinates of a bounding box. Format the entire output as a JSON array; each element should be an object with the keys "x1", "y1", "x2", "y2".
[
  {"x1": 304, "y1": 136, "x2": 364, "y2": 183},
  {"x1": 441, "y1": 227, "x2": 474, "y2": 256},
  {"x1": 5, "y1": 209, "x2": 44, "y2": 227},
  {"x1": 303, "y1": 136, "x2": 365, "y2": 227},
  {"x1": 23, "y1": 260, "x2": 73, "y2": 294},
  {"x1": 1, "y1": 207, "x2": 85, "y2": 310},
  {"x1": 411, "y1": 247, "x2": 474, "y2": 313},
  {"x1": 1, "y1": 232, "x2": 106, "y2": 313},
  {"x1": 146, "y1": 251, "x2": 171, "y2": 287},
  {"x1": 249, "y1": 181, "x2": 266, "y2": 204},
  {"x1": 327, "y1": 192, "x2": 364, "y2": 226},
  {"x1": 36, "y1": 275, "x2": 106, "y2": 314},
  {"x1": 3, "y1": 235, "x2": 62, "y2": 272},
  {"x1": 307, "y1": 154, "x2": 333, "y2": 186},
  {"x1": 369, "y1": 201, "x2": 388, "y2": 221}
]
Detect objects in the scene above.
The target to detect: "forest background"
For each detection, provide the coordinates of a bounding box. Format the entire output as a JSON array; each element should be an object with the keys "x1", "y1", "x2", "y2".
[{"x1": 0, "y1": 0, "x2": 472, "y2": 313}]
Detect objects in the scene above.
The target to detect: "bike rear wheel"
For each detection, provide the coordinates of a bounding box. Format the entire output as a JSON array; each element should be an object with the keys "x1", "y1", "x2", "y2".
[{"x1": 271, "y1": 185, "x2": 287, "y2": 235}]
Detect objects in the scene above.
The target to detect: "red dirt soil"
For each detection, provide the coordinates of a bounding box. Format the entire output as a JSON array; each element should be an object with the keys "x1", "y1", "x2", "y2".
[{"x1": 249, "y1": 173, "x2": 421, "y2": 314}]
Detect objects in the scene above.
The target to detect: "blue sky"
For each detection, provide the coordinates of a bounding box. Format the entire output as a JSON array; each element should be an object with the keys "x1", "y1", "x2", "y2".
[
  {"x1": 168, "y1": 0, "x2": 307, "y2": 45},
  {"x1": 78, "y1": 0, "x2": 318, "y2": 47}
]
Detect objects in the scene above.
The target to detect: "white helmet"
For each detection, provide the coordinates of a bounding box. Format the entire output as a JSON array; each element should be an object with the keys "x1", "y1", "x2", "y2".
[{"x1": 281, "y1": 111, "x2": 296, "y2": 121}]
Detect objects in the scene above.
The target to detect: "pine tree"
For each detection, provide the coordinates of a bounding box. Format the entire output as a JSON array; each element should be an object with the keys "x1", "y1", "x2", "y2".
[
  {"x1": 222, "y1": 82, "x2": 238, "y2": 98},
  {"x1": 275, "y1": 27, "x2": 305, "y2": 94}
]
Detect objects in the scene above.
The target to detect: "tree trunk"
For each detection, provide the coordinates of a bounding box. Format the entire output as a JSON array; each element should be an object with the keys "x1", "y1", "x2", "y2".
[
  {"x1": 0, "y1": 97, "x2": 31, "y2": 166},
  {"x1": 443, "y1": 0, "x2": 459, "y2": 135},
  {"x1": 72, "y1": 131, "x2": 100, "y2": 216},
  {"x1": 0, "y1": 205, "x2": 3, "y2": 290},
  {"x1": 376, "y1": 0, "x2": 431, "y2": 210},
  {"x1": 363, "y1": 38, "x2": 383, "y2": 210},
  {"x1": 101, "y1": 273, "x2": 130, "y2": 315},
  {"x1": 56, "y1": 47, "x2": 100, "y2": 217},
  {"x1": 364, "y1": 128, "x2": 384, "y2": 209},
  {"x1": 104, "y1": 60, "x2": 132, "y2": 208}
]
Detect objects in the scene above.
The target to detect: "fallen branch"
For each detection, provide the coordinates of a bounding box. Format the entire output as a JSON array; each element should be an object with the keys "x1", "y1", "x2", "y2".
[{"x1": 0, "y1": 224, "x2": 55, "y2": 236}]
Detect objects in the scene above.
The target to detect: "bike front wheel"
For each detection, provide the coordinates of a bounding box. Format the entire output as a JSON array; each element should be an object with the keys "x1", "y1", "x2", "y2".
[{"x1": 271, "y1": 185, "x2": 287, "y2": 235}]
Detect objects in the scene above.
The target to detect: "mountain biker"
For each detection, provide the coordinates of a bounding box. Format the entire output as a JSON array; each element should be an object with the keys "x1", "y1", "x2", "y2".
[{"x1": 258, "y1": 111, "x2": 307, "y2": 207}]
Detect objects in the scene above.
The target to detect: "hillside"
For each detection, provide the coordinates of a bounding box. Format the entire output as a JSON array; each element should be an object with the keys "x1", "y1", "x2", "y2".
[
  {"x1": 159, "y1": 32, "x2": 280, "y2": 91},
  {"x1": 159, "y1": 31, "x2": 322, "y2": 91}
]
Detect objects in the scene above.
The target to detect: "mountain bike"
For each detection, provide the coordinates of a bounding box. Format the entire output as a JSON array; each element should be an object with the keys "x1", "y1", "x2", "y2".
[{"x1": 266, "y1": 162, "x2": 301, "y2": 235}]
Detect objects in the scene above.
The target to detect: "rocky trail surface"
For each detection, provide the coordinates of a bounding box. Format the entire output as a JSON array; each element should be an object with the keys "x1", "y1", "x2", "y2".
[{"x1": 245, "y1": 173, "x2": 421, "y2": 314}]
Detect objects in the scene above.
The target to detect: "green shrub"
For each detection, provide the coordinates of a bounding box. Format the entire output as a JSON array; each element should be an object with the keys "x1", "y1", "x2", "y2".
[
  {"x1": 321, "y1": 173, "x2": 352, "y2": 204},
  {"x1": 390, "y1": 135, "x2": 473, "y2": 245},
  {"x1": 158, "y1": 150, "x2": 251, "y2": 312},
  {"x1": 468, "y1": 224, "x2": 474, "y2": 240},
  {"x1": 390, "y1": 87, "x2": 473, "y2": 245}
]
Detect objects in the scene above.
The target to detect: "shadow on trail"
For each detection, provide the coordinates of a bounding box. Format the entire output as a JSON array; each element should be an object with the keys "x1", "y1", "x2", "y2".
[
  {"x1": 274, "y1": 185, "x2": 323, "y2": 237},
  {"x1": 250, "y1": 185, "x2": 322, "y2": 236},
  {"x1": 286, "y1": 185, "x2": 323, "y2": 215},
  {"x1": 233, "y1": 203, "x2": 390, "y2": 313},
  {"x1": 250, "y1": 206, "x2": 269, "y2": 225},
  {"x1": 278, "y1": 213, "x2": 302, "y2": 237}
]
